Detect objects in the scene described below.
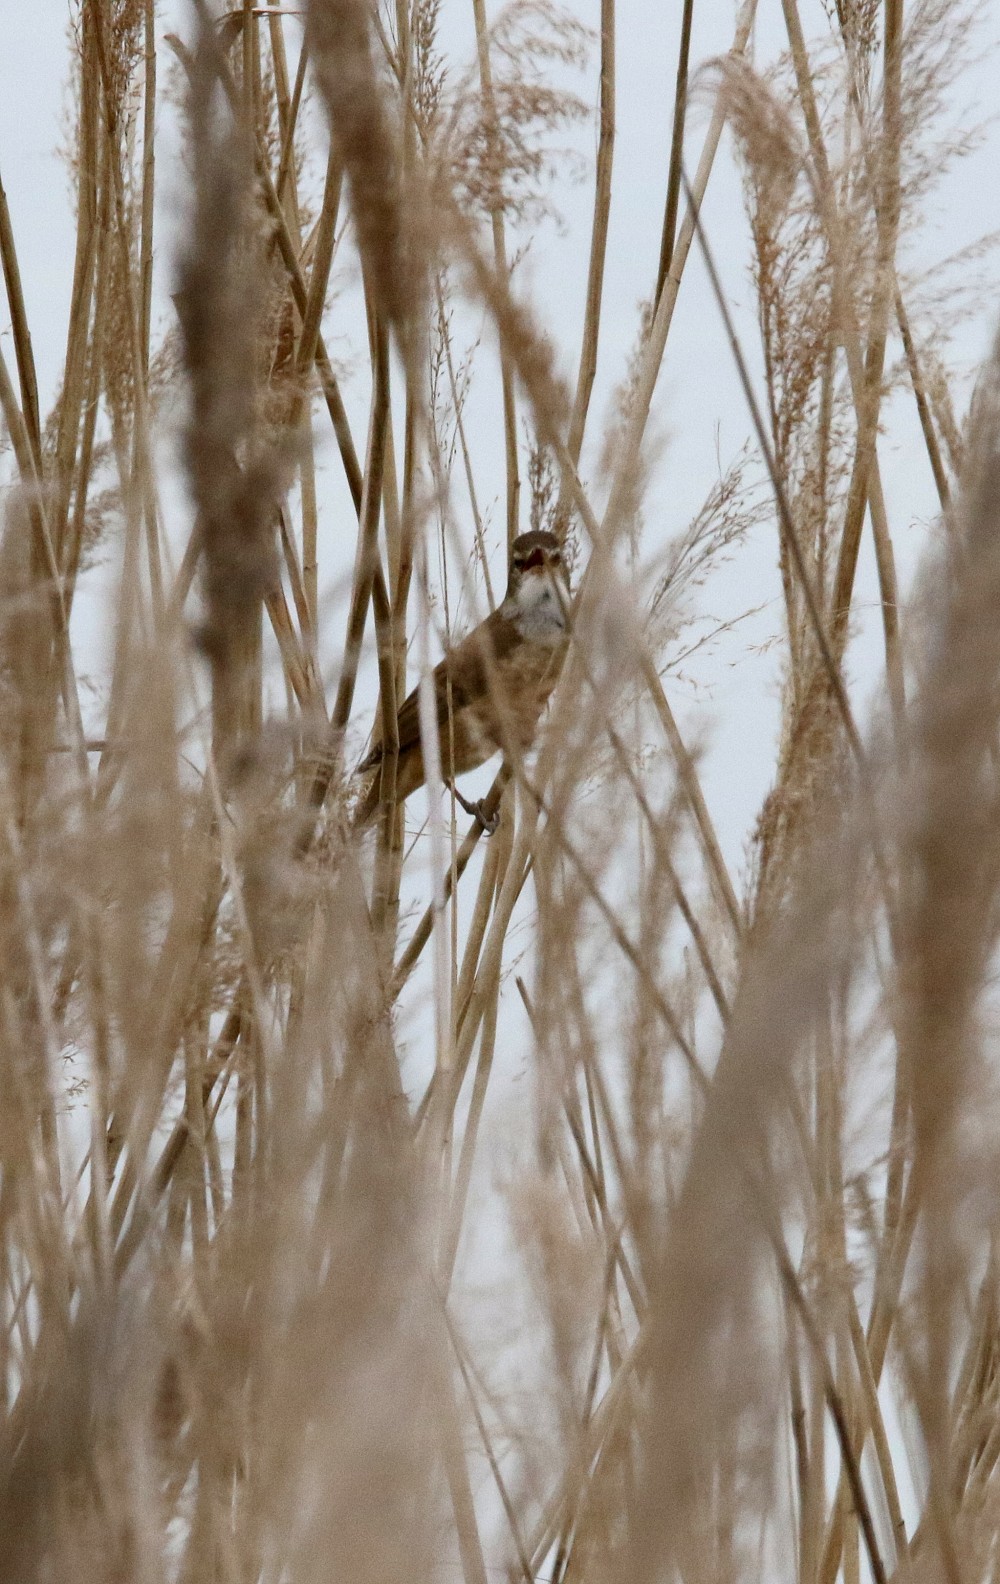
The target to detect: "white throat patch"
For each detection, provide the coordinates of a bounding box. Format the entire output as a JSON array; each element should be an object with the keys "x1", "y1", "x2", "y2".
[{"x1": 508, "y1": 571, "x2": 568, "y2": 645}]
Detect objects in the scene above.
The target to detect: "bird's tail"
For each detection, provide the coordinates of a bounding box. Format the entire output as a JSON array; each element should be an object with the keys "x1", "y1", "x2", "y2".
[
  {"x1": 351, "y1": 746, "x2": 419, "y2": 829},
  {"x1": 351, "y1": 770, "x2": 381, "y2": 831}
]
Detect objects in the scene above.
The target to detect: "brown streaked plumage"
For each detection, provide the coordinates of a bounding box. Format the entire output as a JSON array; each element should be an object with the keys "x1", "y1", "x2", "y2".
[{"x1": 355, "y1": 530, "x2": 570, "y2": 828}]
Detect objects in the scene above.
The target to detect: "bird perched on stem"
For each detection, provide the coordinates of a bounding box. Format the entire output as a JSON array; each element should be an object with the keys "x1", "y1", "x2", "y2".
[{"x1": 355, "y1": 530, "x2": 570, "y2": 832}]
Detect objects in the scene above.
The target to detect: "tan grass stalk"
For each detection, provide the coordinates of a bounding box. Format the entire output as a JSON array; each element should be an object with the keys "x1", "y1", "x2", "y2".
[
  {"x1": 308, "y1": 0, "x2": 421, "y2": 340},
  {"x1": 600, "y1": 0, "x2": 758, "y2": 543},
  {"x1": 685, "y1": 166, "x2": 865, "y2": 766},
  {"x1": 654, "y1": 0, "x2": 694, "y2": 305},
  {"x1": 470, "y1": 0, "x2": 520, "y2": 545},
  {"x1": 565, "y1": 0, "x2": 614, "y2": 475},
  {"x1": 832, "y1": 6, "x2": 953, "y2": 512},
  {"x1": 778, "y1": 0, "x2": 904, "y2": 713},
  {"x1": 0, "y1": 172, "x2": 42, "y2": 469}
]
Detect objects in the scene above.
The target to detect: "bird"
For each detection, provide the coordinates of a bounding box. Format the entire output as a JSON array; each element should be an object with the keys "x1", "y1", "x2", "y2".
[{"x1": 354, "y1": 529, "x2": 570, "y2": 832}]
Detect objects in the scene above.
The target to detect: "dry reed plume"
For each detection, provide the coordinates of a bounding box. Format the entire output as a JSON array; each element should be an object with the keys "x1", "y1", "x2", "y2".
[{"x1": 0, "y1": 1, "x2": 998, "y2": 1581}]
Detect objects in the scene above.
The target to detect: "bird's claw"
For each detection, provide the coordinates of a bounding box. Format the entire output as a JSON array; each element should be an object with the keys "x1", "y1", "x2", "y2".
[
  {"x1": 452, "y1": 788, "x2": 500, "y2": 836},
  {"x1": 472, "y1": 800, "x2": 500, "y2": 836}
]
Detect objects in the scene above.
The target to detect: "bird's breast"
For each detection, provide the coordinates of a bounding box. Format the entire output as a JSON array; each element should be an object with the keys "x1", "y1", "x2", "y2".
[{"x1": 482, "y1": 633, "x2": 568, "y2": 750}]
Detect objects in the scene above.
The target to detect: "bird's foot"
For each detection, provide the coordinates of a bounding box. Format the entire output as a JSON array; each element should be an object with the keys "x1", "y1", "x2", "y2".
[
  {"x1": 475, "y1": 802, "x2": 501, "y2": 836},
  {"x1": 452, "y1": 787, "x2": 500, "y2": 836}
]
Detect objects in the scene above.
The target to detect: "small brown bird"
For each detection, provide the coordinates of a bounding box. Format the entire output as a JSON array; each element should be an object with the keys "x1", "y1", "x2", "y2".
[{"x1": 355, "y1": 530, "x2": 570, "y2": 830}]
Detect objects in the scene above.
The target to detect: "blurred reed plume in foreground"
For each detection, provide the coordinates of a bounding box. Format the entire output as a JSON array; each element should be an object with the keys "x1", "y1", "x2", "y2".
[{"x1": 0, "y1": 1, "x2": 998, "y2": 1580}]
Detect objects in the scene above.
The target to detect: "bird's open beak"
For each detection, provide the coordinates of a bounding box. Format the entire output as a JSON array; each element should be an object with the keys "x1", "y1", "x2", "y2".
[{"x1": 523, "y1": 549, "x2": 546, "y2": 572}]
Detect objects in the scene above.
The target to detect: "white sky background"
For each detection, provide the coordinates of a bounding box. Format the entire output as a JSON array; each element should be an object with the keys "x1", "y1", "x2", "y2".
[{"x1": 2, "y1": 0, "x2": 999, "y2": 1560}]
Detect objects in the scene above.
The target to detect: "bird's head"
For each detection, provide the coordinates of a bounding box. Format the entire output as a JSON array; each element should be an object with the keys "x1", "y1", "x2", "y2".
[{"x1": 505, "y1": 530, "x2": 569, "y2": 602}]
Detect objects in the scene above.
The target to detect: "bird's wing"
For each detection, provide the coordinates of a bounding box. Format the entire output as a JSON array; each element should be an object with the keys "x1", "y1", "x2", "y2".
[{"x1": 372, "y1": 611, "x2": 518, "y2": 762}]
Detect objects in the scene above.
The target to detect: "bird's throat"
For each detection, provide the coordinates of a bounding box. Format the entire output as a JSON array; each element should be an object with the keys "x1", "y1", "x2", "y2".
[{"x1": 509, "y1": 574, "x2": 567, "y2": 645}]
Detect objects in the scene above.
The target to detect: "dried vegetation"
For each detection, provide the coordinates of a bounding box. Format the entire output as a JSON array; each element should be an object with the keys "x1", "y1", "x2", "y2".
[{"x1": 0, "y1": 0, "x2": 999, "y2": 1580}]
